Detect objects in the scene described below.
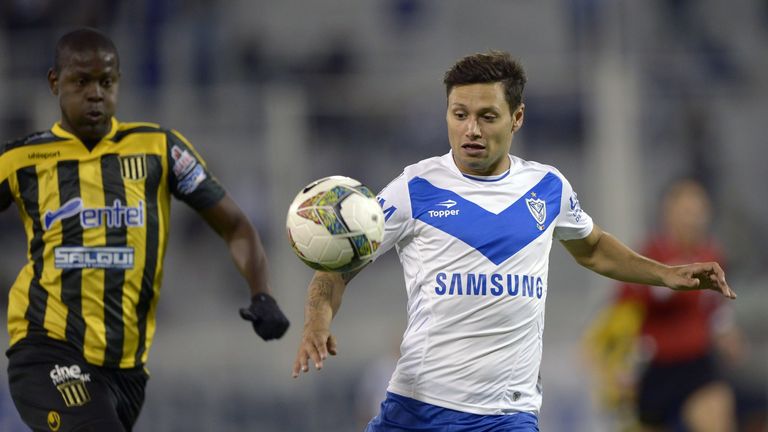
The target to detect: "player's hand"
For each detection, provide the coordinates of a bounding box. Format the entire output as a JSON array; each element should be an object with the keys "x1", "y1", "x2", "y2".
[
  {"x1": 292, "y1": 324, "x2": 337, "y2": 378},
  {"x1": 239, "y1": 293, "x2": 290, "y2": 340},
  {"x1": 666, "y1": 262, "x2": 736, "y2": 299}
]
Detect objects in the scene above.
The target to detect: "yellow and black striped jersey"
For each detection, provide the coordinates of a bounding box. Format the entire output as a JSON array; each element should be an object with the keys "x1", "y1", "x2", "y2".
[{"x1": 0, "y1": 118, "x2": 225, "y2": 368}]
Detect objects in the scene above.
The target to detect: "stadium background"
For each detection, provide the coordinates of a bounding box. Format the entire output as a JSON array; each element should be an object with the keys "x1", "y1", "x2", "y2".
[{"x1": 0, "y1": 1, "x2": 765, "y2": 430}]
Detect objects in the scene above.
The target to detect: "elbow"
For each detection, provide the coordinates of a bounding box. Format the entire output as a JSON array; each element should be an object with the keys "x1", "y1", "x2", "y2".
[
  {"x1": 572, "y1": 238, "x2": 604, "y2": 272},
  {"x1": 575, "y1": 254, "x2": 599, "y2": 272}
]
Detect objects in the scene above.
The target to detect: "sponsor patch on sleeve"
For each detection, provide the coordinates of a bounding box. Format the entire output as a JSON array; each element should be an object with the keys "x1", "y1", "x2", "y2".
[{"x1": 171, "y1": 145, "x2": 207, "y2": 194}]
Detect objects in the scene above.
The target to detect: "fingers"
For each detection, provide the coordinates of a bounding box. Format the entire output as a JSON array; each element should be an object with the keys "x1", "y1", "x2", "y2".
[
  {"x1": 292, "y1": 352, "x2": 307, "y2": 378},
  {"x1": 239, "y1": 307, "x2": 263, "y2": 325},
  {"x1": 327, "y1": 334, "x2": 338, "y2": 356},
  {"x1": 698, "y1": 262, "x2": 736, "y2": 299},
  {"x1": 681, "y1": 277, "x2": 701, "y2": 289},
  {"x1": 689, "y1": 262, "x2": 737, "y2": 300},
  {"x1": 309, "y1": 338, "x2": 326, "y2": 370},
  {"x1": 292, "y1": 333, "x2": 334, "y2": 378},
  {"x1": 275, "y1": 320, "x2": 290, "y2": 339},
  {"x1": 715, "y1": 274, "x2": 736, "y2": 300},
  {"x1": 292, "y1": 344, "x2": 316, "y2": 378}
]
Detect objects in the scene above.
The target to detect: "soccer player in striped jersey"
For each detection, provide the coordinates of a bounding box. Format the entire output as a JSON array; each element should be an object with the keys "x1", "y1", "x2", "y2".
[
  {"x1": 0, "y1": 28, "x2": 289, "y2": 431},
  {"x1": 292, "y1": 51, "x2": 736, "y2": 432}
]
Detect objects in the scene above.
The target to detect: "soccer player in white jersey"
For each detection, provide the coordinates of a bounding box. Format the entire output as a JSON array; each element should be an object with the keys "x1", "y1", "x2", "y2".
[{"x1": 291, "y1": 51, "x2": 736, "y2": 431}]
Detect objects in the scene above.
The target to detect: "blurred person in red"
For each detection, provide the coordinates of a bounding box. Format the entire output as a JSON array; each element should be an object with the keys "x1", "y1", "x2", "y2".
[{"x1": 586, "y1": 178, "x2": 740, "y2": 432}]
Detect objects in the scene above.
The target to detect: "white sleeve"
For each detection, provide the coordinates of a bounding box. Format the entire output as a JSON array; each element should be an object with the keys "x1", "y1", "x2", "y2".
[
  {"x1": 373, "y1": 173, "x2": 413, "y2": 259},
  {"x1": 553, "y1": 173, "x2": 594, "y2": 241}
]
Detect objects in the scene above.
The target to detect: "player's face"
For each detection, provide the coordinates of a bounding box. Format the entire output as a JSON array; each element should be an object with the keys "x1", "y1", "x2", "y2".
[
  {"x1": 49, "y1": 48, "x2": 120, "y2": 143},
  {"x1": 446, "y1": 82, "x2": 524, "y2": 176}
]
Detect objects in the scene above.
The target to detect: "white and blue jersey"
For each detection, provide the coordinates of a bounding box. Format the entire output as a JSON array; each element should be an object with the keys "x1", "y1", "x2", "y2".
[{"x1": 374, "y1": 151, "x2": 593, "y2": 416}]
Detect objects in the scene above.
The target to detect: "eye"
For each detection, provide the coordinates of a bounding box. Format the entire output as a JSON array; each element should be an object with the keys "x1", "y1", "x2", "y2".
[
  {"x1": 101, "y1": 78, "x2": 113, "y2": 88},
  {"x1": 76, "y1": 78, "x2": 87, "y2": 87},
  {"x1": 482, "y1": 114, "x2": 497, "y2": 122},
  {"x1": 453, "y1": 111, "x2": 467, "y2": 120}
]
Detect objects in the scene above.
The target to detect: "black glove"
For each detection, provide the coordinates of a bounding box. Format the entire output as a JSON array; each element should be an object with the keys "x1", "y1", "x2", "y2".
[{"x1": 239, "y1": 293, "x2": 290, "y2": 340}]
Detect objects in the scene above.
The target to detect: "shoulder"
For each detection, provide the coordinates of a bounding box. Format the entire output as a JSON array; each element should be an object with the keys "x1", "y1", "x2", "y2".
[
  {"x1": 402, "y1": 153, "x2": 453, "y2": 179},
  {"x1": 511, "y1": 156, "x2": 580, "y2": 196},
  {"x1": 406, "y1": 154, "x2": 445, "y2": 171},
  {"x1": 112, "y1": 121, "x2": 168, "y2": 142},
  {"x1": 1, "y1": 130, "x2": 64, "y2": 156},
  {"x1": 512, "y1": 155, "x2": 566, "y2": 179},
  {"x1": 378, "y1": 157, "x2": 447, "y2": 210},
  {"x1": 112, "y1": 122, "x2": 198, "y2": 149}
]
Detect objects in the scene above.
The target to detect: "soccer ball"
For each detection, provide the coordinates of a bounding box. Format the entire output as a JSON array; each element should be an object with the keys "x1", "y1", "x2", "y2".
[{"x1": 286, "y1": 176, "x2": 385, "y2": 272}]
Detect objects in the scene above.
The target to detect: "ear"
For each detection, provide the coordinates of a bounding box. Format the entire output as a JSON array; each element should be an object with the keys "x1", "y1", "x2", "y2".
[
  {"x1": 48, "y1": 68, "x2": 59, "y2": 96},
  {"x1": 511, "y1": 103, "x2": 525, "y2": 132}
]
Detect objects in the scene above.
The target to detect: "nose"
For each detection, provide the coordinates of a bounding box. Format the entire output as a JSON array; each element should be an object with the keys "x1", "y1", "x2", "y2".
[
  {"x1": 86, "y1": 82, "x2": 104, "y2": 102},
  {"x1": 465, "y1": 118, "x2": 481, "y2": 139}
]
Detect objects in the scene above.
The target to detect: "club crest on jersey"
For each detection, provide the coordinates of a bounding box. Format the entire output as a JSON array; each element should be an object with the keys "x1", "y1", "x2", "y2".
[
  {"x1": 120, "y1": 154, "x2": 147, "y2": 181},
  {"x1": 525, "y1": 192, "x2": 546, "y2": 230},
  {"x1": 49, "y1": 364, "x2": 91, "y2": 407}
]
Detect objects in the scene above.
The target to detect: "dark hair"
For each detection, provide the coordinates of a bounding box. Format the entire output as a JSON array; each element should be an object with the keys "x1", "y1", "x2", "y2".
[
  {"x1": 53, "y1": 28, "x2": 119, "y2": 73},
  {"x1": 443, "y1": 51, "x2": 527, "y2": 112}
]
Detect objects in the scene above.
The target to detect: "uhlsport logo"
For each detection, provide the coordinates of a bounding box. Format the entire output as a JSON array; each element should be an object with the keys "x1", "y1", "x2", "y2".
[
  {"x1": 428, "y1": 199, "x2": 460, "y2": 218},
  {"x1": 43, "y1": 198, "x2": 145, "y2": 231},
  {"x1": 49, "y1": 364, "x2": 91, "y2": 408},
  {"x1": 525, "y1": 192, "x2": 546, "y2": 231},
  {"x1": 27, "y1": 150, "x2": 60, "y2": 160},
  {"x1": 47, "y1": 411, "x2": 61, "y2": 431}
]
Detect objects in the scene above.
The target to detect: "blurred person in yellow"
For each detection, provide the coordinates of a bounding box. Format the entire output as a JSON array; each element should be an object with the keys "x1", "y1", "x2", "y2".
[
  {"x1": 0, "y1": 28, "x2": 290, "y2": 431},
  {"x1": 584, "y1": 178, "x2": 741, "y2": 432}
]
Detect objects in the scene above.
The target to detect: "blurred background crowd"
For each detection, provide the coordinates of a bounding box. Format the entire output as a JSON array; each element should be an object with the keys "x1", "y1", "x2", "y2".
[{"x1": 0, "y1": 0, "x2": 765, "y2": 430}]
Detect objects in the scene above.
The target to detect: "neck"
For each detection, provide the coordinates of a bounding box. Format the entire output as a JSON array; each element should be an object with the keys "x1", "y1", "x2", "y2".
[
  {"x1": 454, "y1": 155, "x2": 510, "y2": 177},
  {"x1": 81, "y1": 138, "x2": 100, "y2": 151}
]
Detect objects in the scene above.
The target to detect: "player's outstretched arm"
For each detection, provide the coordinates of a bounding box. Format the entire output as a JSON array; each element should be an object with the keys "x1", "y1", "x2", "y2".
[
  {"x1": 561, "y1": 224, "x2": 736, "y2": 299},
  {"x1": 199, "y1": 193, "x2": 290, "y2": 340},
  {"x1": 292, "y1": 269, "x2": 361, "y2": 377}
]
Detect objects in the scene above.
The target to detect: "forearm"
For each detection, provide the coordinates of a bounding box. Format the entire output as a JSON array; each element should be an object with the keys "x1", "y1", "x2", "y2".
[
  {"x1": 304, "y1": 272, "x2": 346, "y2": 328},
  {"x1": 575, "y1": 231, "x2": 669, "y2": 286},
  {"x1": 200, "y1": 194, "x2": 271, "y2": 297},
  {"x1": 227, "y1": 220, "x2": 271, "y2": 297}
]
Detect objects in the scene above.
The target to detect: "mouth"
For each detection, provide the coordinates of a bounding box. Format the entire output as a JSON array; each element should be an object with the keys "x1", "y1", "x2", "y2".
[
  {"x1": 462, "y1": 142, "x2": 486, "y2": 150},
  {"x1": 84, "y1": 110, "x2": 105, "y2": 123},
  {"x1": 460, "y1": 142, "x2": 487, "y2": 156}
]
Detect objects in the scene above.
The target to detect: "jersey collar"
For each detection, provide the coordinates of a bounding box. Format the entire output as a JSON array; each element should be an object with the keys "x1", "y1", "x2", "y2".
[
  {"x1": 446, "y1": 150, "x2": 515, "y2": 183},
  {"x1": 51, "y1": 117, "x2": 119, "y2": 143}
]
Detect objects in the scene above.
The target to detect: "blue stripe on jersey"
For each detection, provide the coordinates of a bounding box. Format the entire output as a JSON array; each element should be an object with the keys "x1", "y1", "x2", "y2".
[
  {"x1": 365, "y1": 392, "x2": 539, "y2": 432},
  {"x1": 409, "y1": 173, "x2": 562, "y2": 265}
]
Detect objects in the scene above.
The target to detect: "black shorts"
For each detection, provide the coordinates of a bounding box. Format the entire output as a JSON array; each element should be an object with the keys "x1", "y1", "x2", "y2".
[
  {"x1": 636, "y1": 352, "x2": 721, "y2": 427},
  {"x1": 6, "y1": 336, "x2": 148, "y2": 432}
]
